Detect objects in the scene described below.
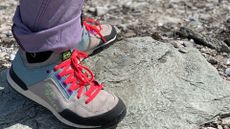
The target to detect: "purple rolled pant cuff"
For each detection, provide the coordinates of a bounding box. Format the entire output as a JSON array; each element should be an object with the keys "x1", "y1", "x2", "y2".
[{"x1": 12, "y1": 0, "x2": 84, "y2": 53}]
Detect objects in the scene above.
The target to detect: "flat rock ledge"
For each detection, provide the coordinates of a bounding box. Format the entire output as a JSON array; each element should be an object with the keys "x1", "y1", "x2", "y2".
[{"x1": 0, "y1": 37, "x2": 230, "y2": 129}]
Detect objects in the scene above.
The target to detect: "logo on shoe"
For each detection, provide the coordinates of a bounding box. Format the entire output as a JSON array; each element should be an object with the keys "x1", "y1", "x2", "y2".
[{"x1": 62, "y1": 50, "x2": 72, "y2": 61}]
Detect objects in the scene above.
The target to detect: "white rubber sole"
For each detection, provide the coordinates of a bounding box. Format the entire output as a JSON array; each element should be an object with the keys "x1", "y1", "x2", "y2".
[
  {"x1": 6, "y1": 69, "x2": 99, "y2": 129},
  {"x1": 86, "y1": 35, "x2": 117, "y2": 55}
]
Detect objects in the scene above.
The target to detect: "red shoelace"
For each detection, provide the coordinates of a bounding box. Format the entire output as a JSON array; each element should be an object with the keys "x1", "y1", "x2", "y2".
[
  {"x1": 83, "y1": 18, "x2": 107, "y2": 43},
  {"x1": 54, "y1": 49, "x2": 103, "y2": 104}
]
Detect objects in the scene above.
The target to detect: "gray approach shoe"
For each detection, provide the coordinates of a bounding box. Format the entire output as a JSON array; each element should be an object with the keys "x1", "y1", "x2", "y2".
[{"x1": 7, "y1": 48, "x2": 126, "y2": 129}]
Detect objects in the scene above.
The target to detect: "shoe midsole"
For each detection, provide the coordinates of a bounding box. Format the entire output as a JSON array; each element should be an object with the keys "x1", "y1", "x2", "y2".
[{"x1": 86, "y1": 35, "x2": 117, "y2": 55}]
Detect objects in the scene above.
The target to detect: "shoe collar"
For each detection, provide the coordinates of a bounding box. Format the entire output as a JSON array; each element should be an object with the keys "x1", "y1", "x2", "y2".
[{"x1": 18, "y1": 48, "x2": 62, "y2": 69}]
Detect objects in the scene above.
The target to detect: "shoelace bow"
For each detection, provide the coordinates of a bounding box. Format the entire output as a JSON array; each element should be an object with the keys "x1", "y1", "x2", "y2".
[
  {"x1": 83, "y1": 18, "x2": 107, "y2": 43},
  {"x1": 54, "y1": 49, "x2": 103, "y2": 104}
]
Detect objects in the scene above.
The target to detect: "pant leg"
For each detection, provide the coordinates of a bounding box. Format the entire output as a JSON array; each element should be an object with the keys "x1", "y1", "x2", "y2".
[{"x1": 12, "y1": 0, "x2": 84, "y2": 53}]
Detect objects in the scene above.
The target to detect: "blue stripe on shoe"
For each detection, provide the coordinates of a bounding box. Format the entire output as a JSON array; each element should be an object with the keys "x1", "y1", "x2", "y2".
[{"x1": 51, "y1": 73, "x2": 71, "y2": 99}]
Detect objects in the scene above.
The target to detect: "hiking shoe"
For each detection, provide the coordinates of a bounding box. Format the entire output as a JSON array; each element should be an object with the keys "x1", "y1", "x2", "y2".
[
  {"x1": 76, "y1": 18, "x2": 118, "y2": 55},
  {"x1": 7, "y1": 48, "x2": 126, "y2": 128}
]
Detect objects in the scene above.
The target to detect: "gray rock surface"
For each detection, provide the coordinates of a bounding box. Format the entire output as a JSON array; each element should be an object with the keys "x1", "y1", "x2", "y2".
[
  {"x1": 225, "y1": 68, "x2": 230, "y2": 76},
  {"x1": 1, "y1": 37, "x2": 230, "y2": 129}
]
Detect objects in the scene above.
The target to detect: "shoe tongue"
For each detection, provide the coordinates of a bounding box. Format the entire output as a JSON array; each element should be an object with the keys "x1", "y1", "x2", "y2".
[{"x1": 61, "y1": 50, "x2": 72, "y2": 61}]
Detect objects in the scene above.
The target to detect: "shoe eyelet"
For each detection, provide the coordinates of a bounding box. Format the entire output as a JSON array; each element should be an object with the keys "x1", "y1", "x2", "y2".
[
  {"x1": 67, "y1": 89, "x2": 73, "y2": 95},
  {"x1": 63, "y1": 83, "x2": 67, "y2": 88},
  {"x1": 46, "y1": 70, "x2": 51, "y2": 74},
  {"x1": 55, "y1": 74, "x2": 62, "y2": 80}
]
